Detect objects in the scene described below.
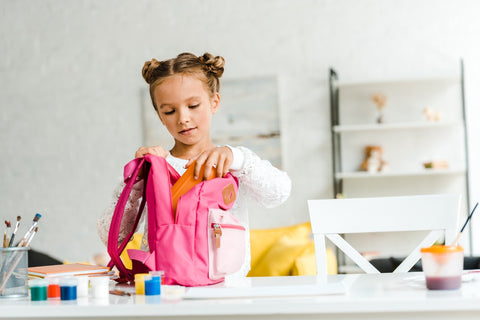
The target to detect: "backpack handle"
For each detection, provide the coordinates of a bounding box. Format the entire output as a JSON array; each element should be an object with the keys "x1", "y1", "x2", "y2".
[{"x1": 107, "y1": 157, "x2": 147, "y2": 281}]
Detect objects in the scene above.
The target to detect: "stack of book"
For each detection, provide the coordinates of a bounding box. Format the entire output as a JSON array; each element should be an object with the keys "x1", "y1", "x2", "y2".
[{"x1": 28, "y1": 263, "x2": 111, "y2": 279}]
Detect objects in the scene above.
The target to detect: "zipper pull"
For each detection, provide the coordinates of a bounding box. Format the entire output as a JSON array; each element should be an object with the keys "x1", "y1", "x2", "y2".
[{"x1": 213, "y1": 223, "x2": 222, "y2": 248}]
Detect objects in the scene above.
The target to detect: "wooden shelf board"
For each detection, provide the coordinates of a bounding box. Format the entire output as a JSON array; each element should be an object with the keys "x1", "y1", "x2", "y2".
[
  {"x1": 336, "y1": 169, "x2": 466, "y2": 179},
  {"x1": 333, "y1": 121, "x2": 462, "y2": 133},
  {"x1": 335, "y1": 76, "x2": 460, "y2": 88}
]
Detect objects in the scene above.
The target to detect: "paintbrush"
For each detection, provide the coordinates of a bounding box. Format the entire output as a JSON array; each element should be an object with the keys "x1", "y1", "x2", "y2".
[
  {"x1": 17, "y1": 213, "x2": 41, "y2": 247},
  {"x1": 451, "y1": 202, "x2": 478, "y2": 246},
  {"x1": 8, "y1": 216, "x2": 21, "y2": 247},
  {"x1": 3, "y1": 221, "x2": 10, "y2": 248},
  {"x1": 24, "y1": 227, "x2": 38, "y2": 247}
]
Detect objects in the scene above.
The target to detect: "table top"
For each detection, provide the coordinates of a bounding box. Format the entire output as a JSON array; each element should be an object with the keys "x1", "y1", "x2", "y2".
[{"x1": 2, "y1": 272, "x2": 480, "y2": 320}]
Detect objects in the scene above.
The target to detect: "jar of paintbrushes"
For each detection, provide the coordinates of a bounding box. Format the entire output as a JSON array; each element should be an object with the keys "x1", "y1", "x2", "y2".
[
  {"x1": 0, "y1": 246, "x2": 29, "y2": 298},
  {"x1": 0, "y1": 213, "x2": 42, "y2": 298}
]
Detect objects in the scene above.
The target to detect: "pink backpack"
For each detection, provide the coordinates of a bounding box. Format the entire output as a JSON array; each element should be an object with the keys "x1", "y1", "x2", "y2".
[{"x1": 107, "y1": 154, "x2": 245, "y2": 286}]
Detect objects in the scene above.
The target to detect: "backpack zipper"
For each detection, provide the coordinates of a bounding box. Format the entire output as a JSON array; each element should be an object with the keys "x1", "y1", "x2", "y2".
[{"x1": 211, "y1": 223, "x2": 245, "y2": 248}]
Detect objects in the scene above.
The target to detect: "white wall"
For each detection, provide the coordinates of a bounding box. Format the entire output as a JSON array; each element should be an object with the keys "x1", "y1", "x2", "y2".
[{"x1": 1, "y1": 0, "x2": 479, "y2": 262}]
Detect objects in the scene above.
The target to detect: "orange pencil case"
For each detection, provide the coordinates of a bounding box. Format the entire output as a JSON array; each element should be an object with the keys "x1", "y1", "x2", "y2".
[{"x1": 171, "y1": 161, "x2": 217, "y2": 219}]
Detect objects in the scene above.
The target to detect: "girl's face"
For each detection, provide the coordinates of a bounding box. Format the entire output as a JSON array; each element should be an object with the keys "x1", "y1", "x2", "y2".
[{"x1": 153, "y1": 74, "x2": 219, "y2": 153}]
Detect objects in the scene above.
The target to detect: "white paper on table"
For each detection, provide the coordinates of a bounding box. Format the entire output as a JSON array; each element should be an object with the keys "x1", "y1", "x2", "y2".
[{"x1": 183, "y1": 282, "x2": 346, "y2": 299}]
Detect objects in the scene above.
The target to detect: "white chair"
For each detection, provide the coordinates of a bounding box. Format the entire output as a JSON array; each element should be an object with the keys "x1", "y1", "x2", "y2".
[{"x1": 308, "y1": 194, "x2": 461, "y2": 275}]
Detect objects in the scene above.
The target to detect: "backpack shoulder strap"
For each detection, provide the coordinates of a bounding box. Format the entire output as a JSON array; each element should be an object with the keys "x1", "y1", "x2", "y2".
[{"x1": 107, "y1": 157, "x2": 146, "y2": 281}]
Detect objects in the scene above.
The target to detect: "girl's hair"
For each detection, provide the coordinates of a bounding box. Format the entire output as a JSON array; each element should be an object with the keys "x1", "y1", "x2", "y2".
[{"x1": 142, "y1": 52, "x2": 225, "y2": 110}]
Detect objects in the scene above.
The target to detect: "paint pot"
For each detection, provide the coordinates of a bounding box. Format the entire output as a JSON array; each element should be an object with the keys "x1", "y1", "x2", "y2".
[
  {"x1": 149, "y1": 270, "x2": 165, "y2": 285},
  {"x1": 144, "y1": 275, "x2": 161, "y2": 296},
  {"x1": 134, "y1": 273, "x2": 149, "y2": 295},
  {"x1": 90, "y1": 276, "x2": 110, "y2": 299},
  {"x1": 60, "y1": 277, "x2": 78, "y2": 300},
  {"x1": 29, "y1": 279, "x2": 48, "y2": 301},
  {"x1": 421, "y1": 245, "x2": 464, "y2": 290},
  {"x1": 76, "y1": 276, "x2": 89, "y2": 298},
  {"x1": 46, "y1": 277, "x2": 61, "y2": 299}
]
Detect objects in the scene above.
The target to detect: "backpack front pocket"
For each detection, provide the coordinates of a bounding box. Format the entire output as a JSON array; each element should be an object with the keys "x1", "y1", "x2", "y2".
[{"x1": 208, "y1": 209, "x2": 246, "y2": 280}]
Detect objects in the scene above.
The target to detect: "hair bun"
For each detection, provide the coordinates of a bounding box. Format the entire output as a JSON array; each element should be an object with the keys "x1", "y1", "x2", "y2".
[
  {"x1": 199, "y1": 53, "x2": 225, "y2": 78},
  {"x1": 142, "y1": 58, "x2": 161, "y2": 84}
]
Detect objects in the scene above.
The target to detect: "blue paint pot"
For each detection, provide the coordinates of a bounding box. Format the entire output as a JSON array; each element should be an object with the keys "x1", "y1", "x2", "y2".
[
  {"x1": 144, "y1": 275, "x2": 161, "y2": 296},
  {"x1": 59, "y1": 277, "x2": 78, "y2": 301}
]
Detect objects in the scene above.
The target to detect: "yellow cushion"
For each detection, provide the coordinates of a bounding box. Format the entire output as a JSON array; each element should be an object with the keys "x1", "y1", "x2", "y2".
[
  {"x1": 291, "y1": 242, "x2": 338, "y2": 275},
  {"x1": 248, "y1": 234, "x2": 310, "y2": 277},
  {"x1": 249, "y1": 222, "x2": 312, "y2": 270},
  {"x1": 325, "y1": 246, "x2": 338, "y2": 275},
  {"x1": 291, "y1": 252, "x2": 317, "y2": 275},
  {"x1": 120, "y1": 233, "x2": 143, "y2": 269}
]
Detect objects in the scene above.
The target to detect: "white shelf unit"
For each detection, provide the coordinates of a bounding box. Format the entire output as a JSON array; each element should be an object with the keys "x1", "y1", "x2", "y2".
[{"x1": 328, "y1": 62, "x2": 472, "y2": 269}]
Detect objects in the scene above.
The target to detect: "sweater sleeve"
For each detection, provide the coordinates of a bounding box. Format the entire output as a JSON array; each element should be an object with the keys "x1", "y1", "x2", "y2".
[
  {"x1": 96, "y1": 178, "x2": 145, "y2": 247},
  {"x1": 230, "y1": 146, "x2": 291, "y2": 208}
]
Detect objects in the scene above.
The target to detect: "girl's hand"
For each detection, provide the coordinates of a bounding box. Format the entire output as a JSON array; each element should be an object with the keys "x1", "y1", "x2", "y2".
[
  {"x1": 134, "y1": 146, "x2": 168, "y2": 179},
  {"x1": 135, "y1": 145, "x2": 169, "y2": 159},
  {"x1": 187, "y1": 146, "x2": 233, "y2": 180}
]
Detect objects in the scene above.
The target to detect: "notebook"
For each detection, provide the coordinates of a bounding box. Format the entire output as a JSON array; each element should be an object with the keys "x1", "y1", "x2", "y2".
[{"x1": 28, "y1": 263, "x2": 110, "y2": 278}]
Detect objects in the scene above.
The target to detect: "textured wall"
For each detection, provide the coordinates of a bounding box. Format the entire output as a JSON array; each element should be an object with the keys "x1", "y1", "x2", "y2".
[{"x1": 1, "y1": 0, "x2": 479, "y2": 261}]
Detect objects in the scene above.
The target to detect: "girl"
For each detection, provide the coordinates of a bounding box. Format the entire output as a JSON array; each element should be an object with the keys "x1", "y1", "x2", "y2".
[{"x1": 97, "y1": 52, "x2": 291, "y2": 277}]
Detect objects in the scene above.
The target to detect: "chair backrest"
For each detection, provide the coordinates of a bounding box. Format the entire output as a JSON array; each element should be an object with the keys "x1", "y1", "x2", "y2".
[{"x1": 308, "y1": 194, "x2": 461, "y2": 275}]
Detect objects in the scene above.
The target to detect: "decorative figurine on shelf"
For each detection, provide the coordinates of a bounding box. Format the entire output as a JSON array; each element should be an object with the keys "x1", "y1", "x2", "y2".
[
  {"x1": 423, "y1": 107, "x2": 443, "y2": 122},
  {"x1": 371, "y1": 92, "x2": 387, "y2": 124},
  {"x1": 360, "y1": 145, "x2": 389, "y2": 173},
  {"x1": 423, "y1": 160, "x2": 448, "y2": 170}
]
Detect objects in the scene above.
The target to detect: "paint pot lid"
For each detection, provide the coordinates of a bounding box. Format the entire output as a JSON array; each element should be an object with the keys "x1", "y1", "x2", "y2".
[{"x1": 421, "y1": 245, "x2": 463, "y2": 254}]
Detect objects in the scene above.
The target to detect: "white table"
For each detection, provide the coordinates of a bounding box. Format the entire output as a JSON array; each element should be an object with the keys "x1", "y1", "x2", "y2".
[{"x1": 2, "y1": 272, "x2": 480, "y2": 320}]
